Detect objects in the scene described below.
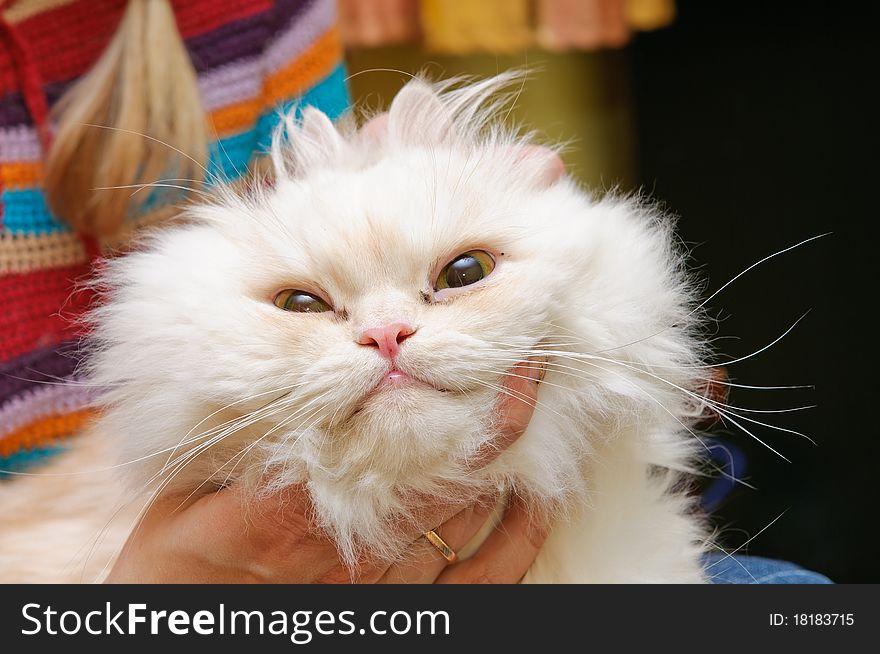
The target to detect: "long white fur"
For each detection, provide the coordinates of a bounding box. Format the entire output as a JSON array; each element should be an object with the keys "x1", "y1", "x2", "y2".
[{"x1": 0, "y1": 75, "x2": 714, "y2": 582}]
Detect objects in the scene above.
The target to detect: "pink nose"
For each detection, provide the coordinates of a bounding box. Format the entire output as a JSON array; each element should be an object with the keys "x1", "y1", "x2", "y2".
[{"x1": 357, "y1": 322, "x2": 415, "y2": 360}]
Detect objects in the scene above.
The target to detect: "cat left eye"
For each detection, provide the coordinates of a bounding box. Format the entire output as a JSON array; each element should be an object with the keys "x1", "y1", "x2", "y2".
[
  {"x1": 273, "y1": 290, "x2": 332, "y2": 313},
  {"x1": 435, "y1": 250, "x2": 496, "y2": 291}
]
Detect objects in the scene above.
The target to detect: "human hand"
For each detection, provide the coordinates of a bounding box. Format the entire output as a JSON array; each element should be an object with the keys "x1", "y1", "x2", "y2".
[{"x1": 105, "y1": 360, "x2": 547, "y2": 583}]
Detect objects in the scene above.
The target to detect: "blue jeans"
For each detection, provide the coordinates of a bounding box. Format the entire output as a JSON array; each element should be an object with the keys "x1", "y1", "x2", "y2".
[{"x1": 704, "y1": 553, "x2": 833, "y2": 584}]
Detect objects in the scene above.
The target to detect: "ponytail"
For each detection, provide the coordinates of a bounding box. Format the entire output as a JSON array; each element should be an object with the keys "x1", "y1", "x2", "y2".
[{"x1": 44, "y1": 0, "x2": 208, "y2": 236}]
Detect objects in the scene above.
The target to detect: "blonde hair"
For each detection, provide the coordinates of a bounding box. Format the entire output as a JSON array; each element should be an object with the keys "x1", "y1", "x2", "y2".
[{"x1": 44, "y1": 0, "x2": 208, "y2": 236}]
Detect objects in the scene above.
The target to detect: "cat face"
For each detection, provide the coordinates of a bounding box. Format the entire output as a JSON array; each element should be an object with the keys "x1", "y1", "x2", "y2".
[
  {"x1": 88, "y1": 76, "x2": 700, "y2": 561},
  {"x1": 237, "y1": 145, "x2": 571, "y2": 462}
]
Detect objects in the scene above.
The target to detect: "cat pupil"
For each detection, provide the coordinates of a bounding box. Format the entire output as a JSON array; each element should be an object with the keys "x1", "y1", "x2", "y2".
[
  {"x1": 446, "y1": 255, "x2": 484, "y2": 287},
  {"x1": 284, "y1": 292, "x2": 326, "y2": 312}
]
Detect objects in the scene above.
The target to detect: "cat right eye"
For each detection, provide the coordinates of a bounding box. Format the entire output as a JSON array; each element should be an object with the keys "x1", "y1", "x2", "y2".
[{"x1": 273, "y1": 290, "x2": 332, "y2": 313}]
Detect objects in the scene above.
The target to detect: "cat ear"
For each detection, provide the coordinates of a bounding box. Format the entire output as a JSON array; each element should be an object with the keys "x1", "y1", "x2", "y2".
[
  {"x1": 298, "y1": 106, "x2": 344, "y2": 165},
  {"x1": 356, "y1": 112, "x2": 389, "y2": 146},
  {"x1": 514, "y1": 144, "x2": 566, "y2": 187},
  {"x1": 387, "y1": 79, "x2": 454, "y2": 146},
  {"x1": 272, "y1": 106, "x2": 343, "y2": 177}
]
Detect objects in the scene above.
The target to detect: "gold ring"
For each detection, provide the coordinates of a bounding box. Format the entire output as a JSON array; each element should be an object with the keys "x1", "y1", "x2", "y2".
[{"x1": 424, "y1": 529, "x2": 458, "y2": 563}]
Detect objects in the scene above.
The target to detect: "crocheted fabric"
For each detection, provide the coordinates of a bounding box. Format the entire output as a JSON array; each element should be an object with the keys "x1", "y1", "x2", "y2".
[{"x1": 0, "y1": 0, "x2": 350, "y2": 471}]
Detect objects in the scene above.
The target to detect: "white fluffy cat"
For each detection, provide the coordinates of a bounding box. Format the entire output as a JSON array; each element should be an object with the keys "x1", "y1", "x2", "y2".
[{"x1": 0, "y1": 75, "x2": 722, "y2": 582}]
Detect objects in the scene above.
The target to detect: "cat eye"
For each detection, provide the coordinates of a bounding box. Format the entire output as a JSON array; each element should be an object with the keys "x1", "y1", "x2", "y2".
[
  {"x1": 273, "y1": 290, "x2": 332, "y2": 313},
  {"x1": 435, "y1": 250, "x2": 496, "y2": 290}
]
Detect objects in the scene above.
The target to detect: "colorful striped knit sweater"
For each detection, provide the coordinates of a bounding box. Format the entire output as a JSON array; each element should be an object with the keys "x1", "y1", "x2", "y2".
[{"x1": 0, "y1": 0, "x2": 350, "y2": 471}]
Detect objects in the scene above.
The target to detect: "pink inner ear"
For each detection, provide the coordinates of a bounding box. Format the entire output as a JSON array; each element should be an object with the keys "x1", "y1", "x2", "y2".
[
  {"x1": 357, "y1": 113, "x2": 389, "y2": 145},
  {"x1": 518, "y1": 144, "x2": 566, "y2": 186}
]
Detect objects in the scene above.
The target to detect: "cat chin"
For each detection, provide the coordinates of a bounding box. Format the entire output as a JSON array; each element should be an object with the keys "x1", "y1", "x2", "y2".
[
  {"x1": 338, "y1": 385, "x2": 489, "y2": 466},
  {"x1": 248, "y1": 389, "x2": 497, "y2": 564}
]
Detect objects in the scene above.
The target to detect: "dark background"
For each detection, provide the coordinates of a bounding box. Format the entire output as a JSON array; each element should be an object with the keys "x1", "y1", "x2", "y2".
[{"x1": 631, "y1": 1, "x2": 876, "y2": 582}]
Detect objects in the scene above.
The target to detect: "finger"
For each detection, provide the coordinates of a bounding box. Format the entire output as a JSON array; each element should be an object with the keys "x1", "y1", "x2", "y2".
[
  {"x1": 192, "y1": 482, "x2": 313, "y2": 547},
  {"x1": 190, "y1": 481, "x2": 470, "y2": 583},
  {"x1": 186, "y1": 483, "x2": 384, "y2": 582},
  {"x1": 435, "y1": 494, "x2": 549, "y2": 584},
  {"x1": 379, "y1": 495, "x2": 499, "y2": 583},
  {"x1": 468, "y1": 356, "x2": 545, "y2": 471}
]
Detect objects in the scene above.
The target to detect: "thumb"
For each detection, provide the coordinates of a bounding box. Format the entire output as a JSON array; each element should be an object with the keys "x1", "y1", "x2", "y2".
[{"x1": 470, "y1": 357, "x2": 545, "y2": 469}]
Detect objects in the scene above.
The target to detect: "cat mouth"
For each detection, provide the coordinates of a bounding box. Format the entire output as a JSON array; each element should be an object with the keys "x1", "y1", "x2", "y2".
[
  {"x1": 376, "y1": 367, "x2": 449, "y2": 393},
  {"x1": 349, "y1": 367, "x2": 450, "y2": 417}
]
